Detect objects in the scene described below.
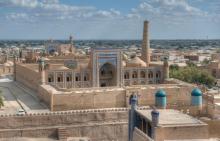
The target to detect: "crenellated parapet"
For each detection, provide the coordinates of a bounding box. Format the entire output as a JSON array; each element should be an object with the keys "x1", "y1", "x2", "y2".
[{"x1": 0, "y1": 107, "x2": 150, "y2": 118}]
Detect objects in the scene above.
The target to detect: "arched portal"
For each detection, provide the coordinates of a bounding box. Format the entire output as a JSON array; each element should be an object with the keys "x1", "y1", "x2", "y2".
[{"x1": 99, "y1": 63, "x2": 117, "y2": 87}]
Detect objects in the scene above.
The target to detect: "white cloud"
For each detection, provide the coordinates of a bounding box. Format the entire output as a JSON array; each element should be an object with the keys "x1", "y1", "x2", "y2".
[
  {"x1": 9, "y1": 0, "x2": 38, "y2": 8},
  {"x1": 5, "y1": 12, "x2": 34, "y2": 22},
  {"x1": 3, "y1": 0, "x2": 123, "y2": 21},
  {"x1": 1, "y1": 0, "x2": 214, "y2": 25},
  {"x1": 6, "y1": 13, "x2": 28, "y2": 19},
  {"x1": 127, "y1": 0, "x2": 209, "y2": 24}
]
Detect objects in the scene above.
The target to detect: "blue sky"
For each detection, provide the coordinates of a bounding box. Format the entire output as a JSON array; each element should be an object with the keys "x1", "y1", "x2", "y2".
[{"x1": 0, "y1": 0, "x2": 220, "y2": 40}]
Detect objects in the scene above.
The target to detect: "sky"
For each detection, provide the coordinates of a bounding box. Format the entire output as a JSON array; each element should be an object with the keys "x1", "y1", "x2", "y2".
[{"x1": 0, "y1": 0, "x2": 220, "y2": 40}]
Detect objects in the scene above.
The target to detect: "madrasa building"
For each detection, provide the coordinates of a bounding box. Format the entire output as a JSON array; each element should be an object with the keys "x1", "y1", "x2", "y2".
[{"x1": 14, "y1": 21, "x2": 194, "y2": 111}]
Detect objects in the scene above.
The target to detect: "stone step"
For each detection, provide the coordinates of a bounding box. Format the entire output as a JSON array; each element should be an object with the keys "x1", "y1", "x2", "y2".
[{"x1": 58, "y1": 128, "x2": 68, "y2": 141}]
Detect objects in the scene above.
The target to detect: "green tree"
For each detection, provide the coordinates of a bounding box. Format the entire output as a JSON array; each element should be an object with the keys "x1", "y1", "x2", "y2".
[
  {"x1": 170, "y1": 65, "x2": 215, "y2": 87},
  {"x1": 0, "y1": 90, "x2": 4, "y2": 108},
  {"x1": 201, "y1": 58, "x2": 210, "y2": 65}
]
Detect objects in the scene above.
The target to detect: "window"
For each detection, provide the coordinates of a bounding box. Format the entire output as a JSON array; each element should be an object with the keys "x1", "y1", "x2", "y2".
[
  {"x1": 84, "y1": 73, "x2": 89, "y2": 81},
  {"x1": 57, "y1": 74, "x2": 63, "y2": 82},
  {"x1": 75, "y1": 74, "x2": 81, "y2": 81},
  {"x1": 156, "y1": 71, "x2": 161, "y2": 78},
  {"x1": 66, "y1": 74, "x2": 72, "y2": 82},
  {"x1": 66, "y1": 77, "x2": 70, "y2": 82},
  {"x1": 101, "y1": 70, "x2": 105, "y2": 75},
  {"x1": 57, "y1": 77, "x2": 61, "y2": 82},
  {"x1": 148, "y1": 71, "x2": 153, "y2": 78},
  {"x1": 132, "y1": 71, "x2": 138, "y2": 78},
  {"x1": 48, "y1": 74, "x2": 54, "y2": 82},
  {"x1": 140, "y1": 71, "x2": 146, "y2": 78},
  {"x1": 124, "y1": 72, "x2": 129, "y2": 79}
]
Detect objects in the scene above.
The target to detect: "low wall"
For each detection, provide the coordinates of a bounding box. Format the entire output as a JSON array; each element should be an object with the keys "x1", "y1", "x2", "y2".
[
  {"x1": 159, "y1": 125, "x2": 208, "y2": 140},
  {"x1": 0, "y1": 108, "x2": 129, "y2": 141},
  {"x1": 202, "y1": 119, "x2": 220, "y2": 138}
]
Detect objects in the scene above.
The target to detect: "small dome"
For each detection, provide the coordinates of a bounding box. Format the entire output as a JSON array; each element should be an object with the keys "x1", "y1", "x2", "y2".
[
  {"x1": 122, "y1": 61, "x2": 126, "y2": 67},
  {"x1": 6, "y1": 61, "x2": 14, "y2": 66},
  {"x1": 191, "y1": 88, "x2": 202, "y2": 96},
  {"x1": 54, "y1": 52, "x2": 59, "y2": 55},
  {"x1": 56, "y1": 66, "x2": 69, "y2": 70},
  {"x1": 130, "y1": 95, "x2": 138, "y2": 105},
  {"x1": 127, "y1": 56, "x2": 146, "y2": 67},
  {"x1": 3, "y1": 62, "x2": 10, "y2": 67},
  {"x1": 151, "y1": 109, "x2": 159, "y2": 116},
  {"x1": 122, "y1": 54, "x2": 128, "y2": 60},
  {"x1": 64, "y1": 50, "x2": 70, "y2": 54},
  {"x1": 155, "y1": 89, "x2": 166, "y2": 97},
  {"x1": 43, "y1": 57, "x2": 50, "y2": 61}
]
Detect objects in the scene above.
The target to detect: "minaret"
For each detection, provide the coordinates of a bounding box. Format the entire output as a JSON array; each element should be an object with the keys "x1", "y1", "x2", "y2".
[
  {"x1": 38, "y1": 58, "x2": 45, "y2": 85},
  {"x1": 13, "y1": 55, "x2": 16, "y2": 81},
  {"x1": 141, "y1": 21, "x2": 150, "y2": 66},
  {"x1": 163, "y1": 57, "x2": 169, "y2": 80},
  {"x1": 69, "y1": 35, "x2": 73, "y2": 44},
  {"x1": 69, "y1": 35, "x2": 75, "y2": 53}
]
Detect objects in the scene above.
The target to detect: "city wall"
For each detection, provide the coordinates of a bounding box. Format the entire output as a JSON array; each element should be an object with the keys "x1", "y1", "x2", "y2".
[
  {"x1": 16, "y1": 63, "x2": 40, "y2": 91},
  {"x1": 0, "y1": 108, "x2": 129, "y2": 140}
]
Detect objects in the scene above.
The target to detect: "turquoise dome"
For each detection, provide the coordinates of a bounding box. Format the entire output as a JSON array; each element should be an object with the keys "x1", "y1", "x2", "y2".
[
  {"x1": 155, "y1": 89, "x2": 166, "y2": 97},
  {"x1": 191, "y1": 88, "x2": 202, "y2": 96}
]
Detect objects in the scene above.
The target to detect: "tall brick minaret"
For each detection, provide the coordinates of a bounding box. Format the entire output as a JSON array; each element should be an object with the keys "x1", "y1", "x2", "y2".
[{"x1": 141, "y1": 21, "x2": 150, "y2": 66}]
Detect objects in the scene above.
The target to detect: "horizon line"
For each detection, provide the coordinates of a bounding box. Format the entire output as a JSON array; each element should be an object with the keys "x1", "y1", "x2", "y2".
[{"x1": 0, "y1": 38, "x2": 220, "y2": 41}]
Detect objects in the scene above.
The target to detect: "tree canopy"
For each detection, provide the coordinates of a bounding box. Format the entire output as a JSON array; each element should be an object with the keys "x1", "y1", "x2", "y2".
[{"x1": 170, "y1": 64, "x2": 215, "y2": 87}]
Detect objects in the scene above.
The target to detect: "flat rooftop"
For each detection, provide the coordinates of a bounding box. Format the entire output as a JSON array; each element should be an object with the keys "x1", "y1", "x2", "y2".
[{"x1": 136, "y1": 109, "x2": 207, "y2": 127}]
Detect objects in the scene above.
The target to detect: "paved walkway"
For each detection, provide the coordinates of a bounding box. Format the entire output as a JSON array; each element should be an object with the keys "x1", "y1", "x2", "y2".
[
  {"x1": 0, "y1": 87, "x2": 21, "y2": 114},
  {"x1": 0, "y1": 76, "x2": 49, "y2": 114}
]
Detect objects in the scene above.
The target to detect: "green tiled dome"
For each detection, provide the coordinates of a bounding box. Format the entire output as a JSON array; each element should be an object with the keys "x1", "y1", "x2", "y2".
[
  {"x1": 155, "y1": 89, "x2": 166, "y2": 97},
  {"x1": 191, "y1": 88, "x2": 202, "y2": 96}
]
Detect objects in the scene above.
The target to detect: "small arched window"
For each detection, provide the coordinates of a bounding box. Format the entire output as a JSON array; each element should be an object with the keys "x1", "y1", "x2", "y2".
[
  {"x1": 132, "y1": 71, "x2": 138, "y2": 78},
  {"x1": 66, "y1": 73, "x2": 72, "y2": 82},
  {"x1": 124, "y1": 72, "x2": 130, "y2": 79},
  {"x1": 48, "y1": 74, "x2": 54, "y2": 82},
  {"x1": 75, "y1": 73, "x2": 81, "y2": 81},
  {"x1": 156, "y1": 71, "x2": 161, "y2": 78},
  {"x1": 84, "y1": 73, "x2": 89, "y2": 81},
  {"x1": 148, "y1": 71, "x2": 153, "y2": 79},
  {"x1": 57, "y1": 73, "x2": 63, "y2": 82},
  {"x1": 140, "y1": 71, "x2": 146, "y2": 78}
]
